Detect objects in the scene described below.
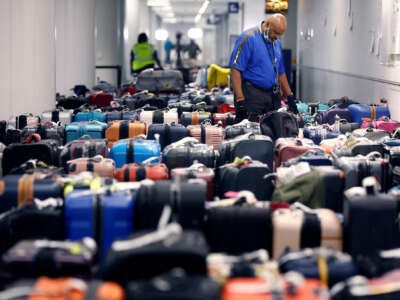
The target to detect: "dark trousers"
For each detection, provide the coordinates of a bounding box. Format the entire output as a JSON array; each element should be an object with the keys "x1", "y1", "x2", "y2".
[{"x1": 235, "y1": 80, "x2": 281, "y2": 123}]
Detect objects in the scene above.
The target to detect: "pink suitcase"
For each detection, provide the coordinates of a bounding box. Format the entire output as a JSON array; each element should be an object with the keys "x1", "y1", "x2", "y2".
[{"x1": 67, "y1": 155, "x2": 115, "y2": 178}]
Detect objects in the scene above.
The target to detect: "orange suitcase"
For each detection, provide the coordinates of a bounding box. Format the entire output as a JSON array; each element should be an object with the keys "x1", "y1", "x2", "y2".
[{"x1": 105, "y1": 120, "x2": 146, "y2": 148}]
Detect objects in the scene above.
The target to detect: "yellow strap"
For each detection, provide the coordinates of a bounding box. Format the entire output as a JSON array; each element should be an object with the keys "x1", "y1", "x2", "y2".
[
  {"x1": 371, "y1": 105, "x2": 377, "y2": 120},
  {"x1": 317, "y1": 257, "x2": 329, "y2": 286}
]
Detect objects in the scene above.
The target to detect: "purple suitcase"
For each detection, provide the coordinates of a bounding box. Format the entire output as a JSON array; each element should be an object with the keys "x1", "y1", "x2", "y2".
[{"x1": 315, "y1": 106, "x2": 352, "y2": 125}]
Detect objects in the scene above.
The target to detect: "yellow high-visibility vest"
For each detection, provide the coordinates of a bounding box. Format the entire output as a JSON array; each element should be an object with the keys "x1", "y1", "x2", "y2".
[{"x1": 132, "y1": 42, "x2": 155, "y2": 71}]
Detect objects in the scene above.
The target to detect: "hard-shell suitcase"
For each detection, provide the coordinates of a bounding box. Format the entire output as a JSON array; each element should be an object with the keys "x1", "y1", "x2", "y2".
[
  {"x1": 41, "y1": 122, "x2": 65, "y2": 145},
  {"x1": 171, "y1": 162, "x2": 215, "y2": 201},
  {"x1": 110, "y1": 138, "x2": 161, "y2": 168},
  {"x1": 105, "y1": 111, "x2": 138, "y2": 122},
  {"x1": 315, "y1": 106, "x2": 353, "y2": 125},
  {"x1": 21, "y1": 125, "x2": 42, "y2": 142},
  {"x1": 163, "y1": 138, "x2": 215, "y2": 169},
  {"x1": 59, "y1": 136, "x2": 109, "y2": 167},
  {"x1": 2, "y1": 139, "x2": 60, "y2": 176},
  {"x1": 187, "y1": 124, "x2": 224, "y2": 150},
  {"x1": 134, "y1": 180, "x2": 206, "y2": 231},
  {"x1": 272, "y1": 207, "x2": 342, "y2": 260},
  {"x1": 218, "y1": 133, "x2": 274, "y2": 169},
  {"x1": 303, "y1": 126, "x2": 340, "y2": 145},
  {"x1": 147, "y1": 123, "x2": 188, "y2": 150},
  {"x1": 139, "y1": 110, "x2": 179, "y2": 130},
  {"x1": 217, "y1": 159, "x2": 274, "y2": 200},
  {"x1": 114, "y1": 157, "x2": 169, "y2": 182},
  {"x1": 3, "y1": 238, "x2": 96, "y2": 278},
  {"x1": 352, "y1": 127, "x2": 390, "y2": 142},
  {"x1": 0, "y1": 174, "x2": 62, "y2": 213},
  {"x1": 41, "y1": 110, "x2": 73, "y2": 125},
  {"x1": 65, "y1": 121, "x2": 107, "y2": 143},
  {"x1": 180, "y1": 111, "x2": 212, "y2": 126},
  {"x1": 260, "y1": 111, "x2": 299, "y2": 141},
  {"x1": 274, "y1": 138, "x2": 321, "y2": 169},
  {"x1": 74, "y1": 110, "x2": 107, "y2": 123},
  {"x1": 213, "y1": 113, "x2": 236, "y2": 127},
  {"x1": 8, "y1": 114, "x2": 40, "y2": 130},
  {"x1": 136, "y1": 69, "x2": 185, "y2": 93},
  {"x1": 67, "y1": 155, "x2": 115, "y2": 178},
  {"x1": 333, "y1": 136, "x2": 385, "y2": 157},
  {"x1": 224, "y1": 120, "x2": 261, "y2": 140},
  {"x1": 64, "y1": 189, "x2": 134, "y2": 257},
  {"x1": 105, "y1": 120, "x2": 146, "y2": 148},
  {"x1": 348, "y1": 104, "x2": 391, "y2": 125},
  {"x1": 282, "y1": 150, "x2": 332, "y2": 167}
]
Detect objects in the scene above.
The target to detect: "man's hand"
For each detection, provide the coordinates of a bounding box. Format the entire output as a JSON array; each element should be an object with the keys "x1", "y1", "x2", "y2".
[
  {"x1": 236, "y1": 97, "x2": 247, "y2": 116},
  {"x1": 287, "y1": 94, "x2": 299, "y2": 115}
]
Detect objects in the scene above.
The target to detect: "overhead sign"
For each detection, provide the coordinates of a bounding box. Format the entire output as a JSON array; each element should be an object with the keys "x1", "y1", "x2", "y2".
[
  {"x1": 228, "y1": 2, "x2": 239, "y2": 14},
  {"x1": 207, "y1": 14, "x2": 223, "y2": 25}
]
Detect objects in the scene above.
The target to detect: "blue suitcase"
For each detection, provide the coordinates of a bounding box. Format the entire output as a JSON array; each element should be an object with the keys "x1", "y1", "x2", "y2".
[
  {"x1": 66, "y1": 121, "x2": 107, "y2": 143},
  {"x1": 110, "y1": 138, "x2": 161, "y2": 168},
  {"x1": 106, "y1": 111, "x2": 138, "y2": 122},
  {"x1": 348, "y1": 104, "x2": 391, "y2": 125},
  {"x1": 64, "y1": 189, "x2": 135, "y2": 257},
  {"x1": 74, "y1": 111, "x2": 107, "y2": 123},
  {"x1": 303, "y1": 127, "x2": 340, "y2": 145}
]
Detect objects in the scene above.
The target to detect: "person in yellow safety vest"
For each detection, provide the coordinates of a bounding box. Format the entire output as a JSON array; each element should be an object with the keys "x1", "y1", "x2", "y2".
[{"x1": 130, "y1": 33, "x2": 163, "y2": 74}]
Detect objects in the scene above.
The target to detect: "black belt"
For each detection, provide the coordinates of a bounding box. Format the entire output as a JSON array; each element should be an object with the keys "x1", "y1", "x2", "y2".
[{"x1": 243, "y1": 80, "x2": 273, "y2": 92}]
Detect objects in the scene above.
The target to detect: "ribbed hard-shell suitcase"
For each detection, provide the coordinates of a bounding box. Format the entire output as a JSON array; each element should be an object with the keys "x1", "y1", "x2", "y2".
[
  {"x1": 114, "y1": 157, "x2": 168, "y2": 182},
  {"x1": 147, "y1": 123, "x2": 188, "y2": 150},
  {"x1": 74, "y1": 111, "x2": 107, "y2": 123},
  {"x1": 41, "y1": 122, "x2": 65, "y2": 145},
  {"x1": 180, "y1": 112, "x2": 212, "y2": 126},
  {"x1": 348, "y1": 104, "x2": 391, "y2": 125},
  {"x1": 41, "y1": 110, "x2": 73, "y2": 125},
  {"x1": 67, "y1": 155, "x2": 115, "y2": 178},
  {"x1": 65, "y1": 121, "x2": 107, "y2": 143},
  {"x1": 64, "y1": 189, "x2": 134, "y2": 257},
  {"x1": 105, "y1": 120, "x2": 146, "y2": 148},
  {"x1": 139, "y1": 110, "x2": 179, "y2": 130},
  {"x1": 187, "y1": 124, "x2": 224, "y2": 150},
  {"x1": 110, "y1": 137, "x2": 161, "y2": 168}
]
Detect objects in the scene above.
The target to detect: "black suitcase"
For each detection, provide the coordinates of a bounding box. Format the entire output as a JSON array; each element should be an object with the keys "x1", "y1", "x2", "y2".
[
  {"x1": 136, "y1": 70, "x2": 185, "y2": 94},
  {"x1": 56, "y1": 95, "x2": 87, "y2": 110},
  {"x1": 180, "y1": 112, "x2": 212, "y2": 126},
  {"x1": 41, "y1": 123, "x2": 65, "y2": 145},
  {"x1": 0, "y1": 129, "x2": 22, "y2": 146},
  {"x1": 224, "y1": 120, "x2": 261, "y2": 140},
  {"x1": 2, "y1": 139, "x2": 60, "y2": 176},
  {"x1": 218, "y1": 133, "x2": 274, "y2": 169},
  {"x1": 260, "y1": 111, "x2": 299, "y2": 141},
  {"x1": 134, "y1": 180, "x2": 206, "y2": 231},
  {"x1": 147, "y1": 123, "x2": 188, "y2": 149}
]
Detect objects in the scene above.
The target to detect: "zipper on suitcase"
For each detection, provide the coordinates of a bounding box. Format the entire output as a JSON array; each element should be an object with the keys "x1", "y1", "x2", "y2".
[{"x1": 93, "y1": 194, "x2": 103, "y2": 257}]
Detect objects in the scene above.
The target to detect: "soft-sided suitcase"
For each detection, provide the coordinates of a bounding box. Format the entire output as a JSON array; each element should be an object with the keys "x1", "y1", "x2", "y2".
[
  {"x1": 8, "y1": 114, "x2": 40, "y2": 130},
  {"x1": 348, "y1": 104, "x2": 391, "y2": 125},
  {"x1": 102, "y1": 226, "x2": 208, "y2": 284},
  {"x1": 114, "y1": 157, "x2": 169, "y2": 182},
  {"x1": 180, "y1": 111, "x2": 212, "y2": 126},
  {"x1": 41, "y1": 109, "x2": 73, "y2": 125},
  {"x1": 351, "y1": 127, "x2": 390, "y2": 142},
  {"x1": 67, "y1": 155, "x2": 115, "y2": 178},
  {"x1": 110, "y1": 137, "x2": 161, "y2": 168},
  {"x1": 218, "y1": 159, "x2": 274, "y2": 200},
  {"x1": 260, "y1": 111, "x2": 299, "y2": 141},
  {"x1": 134, "y1": 180, "x2": 206, "y2": 230},
  {"x1": 171, "y1": 162, "x2": 215, "y2": 201},
  {"x1": 139, "y1": 110, "x2": 179, "y2": 130},
  {"x1": 187, "y1": 124, "x2": 224, "y2": 150},
  {"x1": 361, "y1": 116, "x2": 400, "y2": 134},
  {"x1": 127, "y1": 270, "x2": 221, "y2": 300},
  {"x1": 272, "y1": 207, "x2": 342, "y2": 260},
  {"x1": 65, "y1": 121, "x2": 107, "y2": 143},
  {"x1": 74, "y1": 110, "x2": 107, "y2": 123},
  {"x1": 303, "y1": 126, "x2": 340, "y2": 145},
  {"x1": 274, "y1": 138, "x2": 321, "y2": 169},
  {"x1": 105, "y1": 120, "x2": 146, "y2": 148},
  {"x1": 3, "y1": 238, "x2": 96, "y2": 278},
  {"x1": 147, "y1": 123, "x2": 188, "y2": 150},
  {"x1": 136, "y1": 69, "x2": 185, "y2": 93},
  {"x1": 315, "y1": 106, "x2": 352, "y2": 125},
  {"x1": 2, "y1": 139, "x2": 60, "y2": 176},
  {"x1": 224, "y1": 119, "x2": 261, "y2": 140},
  {"x1": 218, "y1": 133, "x2": 274, "y2": 169},
  {"x1": 163, "y1": 138, "x2": 215, "y2": 169},
  {"x1": 65, "y1": 189, "x2": 134, "y2": 257},
  {"x1": 278, "y1": 248, "x2": 358, "y2": 287},
  {"x1": 88, "y1": 92, "x2": 113, "y2": 108},
  {"x1": 56, "y1": 95, "x2": 87, "y2": 109},
  {"x1": 213, "y1": 113, "x2": 236, "y2": 127},
  {"x1": 0, "y1": 174, "x2": 62, "y2": 213}
]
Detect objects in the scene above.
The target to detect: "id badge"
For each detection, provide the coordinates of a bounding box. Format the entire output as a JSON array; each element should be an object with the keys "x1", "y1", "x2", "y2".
[{"x1": 272, "y1": 83, "x2": 280, "y2": 95}]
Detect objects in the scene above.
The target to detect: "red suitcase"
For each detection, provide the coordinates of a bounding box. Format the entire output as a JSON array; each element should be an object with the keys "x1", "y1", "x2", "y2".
[
  {"x1": 114, "y1": 157, "x2": 169, "y2": 182},
  {"x1": 213, "y1": 113, "x2": 236, "y2": 128}
]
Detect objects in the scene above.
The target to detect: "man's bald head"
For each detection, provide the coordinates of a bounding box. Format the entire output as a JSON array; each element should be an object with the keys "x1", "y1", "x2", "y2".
[{"x1": 263, "y1": 13, "x2": 287, "y2": 42}]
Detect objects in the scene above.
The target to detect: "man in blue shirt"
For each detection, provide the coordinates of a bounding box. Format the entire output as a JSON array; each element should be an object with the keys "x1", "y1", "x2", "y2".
[{"x1": 229, "y1": 14, "x2": 298, "y2": 122}]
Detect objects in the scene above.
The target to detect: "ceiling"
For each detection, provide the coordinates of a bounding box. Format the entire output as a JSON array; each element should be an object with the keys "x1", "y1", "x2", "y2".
[{"x1": 150, "y1": 0, "x2": 234, "y2": 24}]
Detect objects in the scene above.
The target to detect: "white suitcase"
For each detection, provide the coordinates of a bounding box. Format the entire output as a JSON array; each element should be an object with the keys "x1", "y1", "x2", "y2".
[
  {"x1": 41, "y1": 110, "x2": 73, "y2": 125},
  {"x1": 140, "y1": 110, "x2": 179, "y2": 130},
  {"x1": 7, "y1": 114, "x2": 40, "y2": 130}
]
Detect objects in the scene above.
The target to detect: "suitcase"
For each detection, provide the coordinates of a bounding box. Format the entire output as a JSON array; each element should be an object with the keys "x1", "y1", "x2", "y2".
[
  {"x1": 274, "y1": 138, "x2": 321, "y2": 169},
  {"x1": 74, "y1": 111, "x2": 107, "y2": 123},
  {"x1": 110, "y1": 138, "x2": 161, "y2": 169},
  {"x1": 163, "y1": 138, "x2": 215, "y2": 169},
  {"x1": 361, "y1": 116, "x2": 400, "y2": 134},
  {"x1": 105, "y1": 120, "x2": 146, "y2": 148},
  {"x1": 114, "y1": 157, "x2": 169, "y2": 182},
  {"x1": 0, "y1": 174, "x2": 62, "y2": 213},
  {"x1": 272, "y1": 207, "x2": 342, "y2": 260},
  {"x1": 67, "y1": 155, "x2": 115, "y2": 178},
  {"x1": 212, "y1": 113, "x2": 236, "y2": 127},
  {"x1": 56, "y1": 95, "x2": 87, "y2": 109},
  {"x1": 282, "y1": 150, "x2": 332, "y2": 167},
  {"x1": 21, "y1": 125, "x2": 42, "y2": 142},
  {"x1": 41, "y1": 122, "x2": 65, "y2": 145},
  {"x1": 315, "y1": 106, "x2": 352, "y2": 125},
  {"x1": 127, "y1": 270, "x2": 221, "y2": 300},
  {"x1": 65, "y1": 121, "x2": 107, "y2": 143},
  {"x1": 105, "y1": 111, "x2": 139, "y2": 122},
  {"x1": 134, "y1": 180, "x2": 206, "y2": 231},
  {"x1": 303, "y1": 126, "x2": 340, "y2": 145},
  {"x1": 224, "y1": 120, "x2": 261, "y2": 140},
  {"x1": 328, "y1": 96, "x2": 359, "y2": 108},
  {"x1": 337, "y1": 120, "x2": 360, "y2": 133},
  {"x1": 296, "y1": 102, "x2": 309, "y2": 114},
  {"x1": 102, "y1": 227, "x2": 208, "y2": 284},
  {"x1": 8, "y1": 114, "x2": 40, "y2": 130},
  {"x1": 139, "y1": 110, "x2": 179, "y2": 130},
  {"x1": 3, "y1": 238, "x2": 96, "y2": 278},
  {"x1": 319, "y1": 135, "x2": 347, "y2": 154},
  {"x1": 41, "y1": 109, "x2": 73, "y2": 125},
  {"x1": 136, "y1": 69, "x2": 185, "y2": 93},
  {"x1": 352, "y1": 127, "x2": 390, "y2": 142},
  {"x1": 59, "y1": 136, "x2": 109, "y2": 167},
  {"x1": 187, "y1": 124, "x2": 224, "y2": 150},
  {"x1": 260, "y1": 111, "x2": 299, "y2": 141},
  {"x1": 308, "y1": 102, "x2": 330, "y2": 114},
  {"x1": 278, "y1": 248, "x2": 358, "y2": 287},
  {"x1": 217, "y1": 159, "x2": 274, "y2": 200},
  {"x1": 180, "y1": 111, "x2": 212, "y2": 126},
  {"x1": 2, "y1": 139, "x2": 60, "y2": 176},
  {"x1": 88, "y1": 92, "x2": 113, "y2": 108},
  {"x1": 65, "y1": 189, "x2": 134, "y2": 257},
  {"x1": 333, "y1": 136, "x2": 385, "y2": 157},
  {"x1": 348, "y1": 104, "x2": 391, "y2": 125},
  {"x1": 147, "y1": 123, "x2": 188, "y2": 150},
  {"x1": 218, "y1": 133, "x2": 274, "y2": 169},
  {"x1": 171, "y1": 162, "x2": 215, "y2": 201}
]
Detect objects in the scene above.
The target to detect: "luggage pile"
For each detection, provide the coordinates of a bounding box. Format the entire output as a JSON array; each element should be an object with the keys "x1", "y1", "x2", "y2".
[{"x1": 1, "y1": 73, "x2": 400, "y2": 299}]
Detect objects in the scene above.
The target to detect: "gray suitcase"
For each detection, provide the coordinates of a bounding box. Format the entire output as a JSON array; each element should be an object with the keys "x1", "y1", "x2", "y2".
[
  {"x1": 41, "y1": 110, "x2": 73, "y2": 125},
  {"x1": 136, "y1": 69, "x2": 185, "y2": 93}
]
